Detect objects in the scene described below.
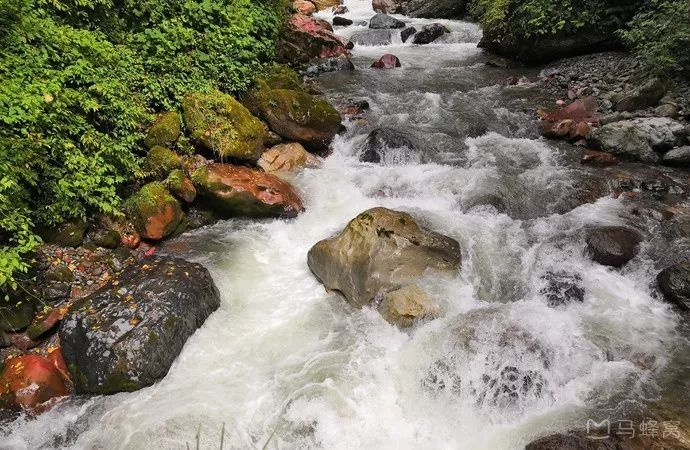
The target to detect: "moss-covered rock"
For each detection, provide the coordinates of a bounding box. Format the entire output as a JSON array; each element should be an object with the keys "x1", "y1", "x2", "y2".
[
  {"x1": 164, "y1": 169, "x2": 197, "y2": 203},
  {"x1": 123, "y1": 182, "x2": 182, "y2": 241},
  {"x1": 192, "y1": 163, "x2": 304, "y2": 218},
  {"x1": 144, "y1": 111, "x2": 181, "y2": 149},
  {"x1": 143, "y1": 146, "x2": 181, "y2": 179},
  {"x1": 0, "y1": 299, "x2": 36, "y2": 333},
  {"x1": 259, "y1": 89, "x2": 342, "y2": 152},
  {"x1": 182, "y1": 91, "x2": 266, "y2": 161},
  {"x1": 242, "y1": 65, "x2": 304, "y2": 117},
  {"x1": 38, "y1": 221, "x2": 88, "y2": 248},
  {"x1": 86, "y1": 228, "x2": 121, "y2": 249}
]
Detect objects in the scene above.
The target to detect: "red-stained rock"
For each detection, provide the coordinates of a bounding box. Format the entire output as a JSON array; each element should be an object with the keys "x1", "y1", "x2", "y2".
[
  {"x1": 123, "y1": 182, "x2": 182, "y2": 241},
  {"x1": 192, "y1": 163, "x2": 304, "y2": 218},
  {"x1": 278, "y1": 13, "x2": 351, "y2": 64},
  {"x1": 294, "y1": 0, "x2": 316, "y2": 15},
  {"x1": 581, "y1": 149, "x2": 618, "y2": 167},
  {"x1": 542, "y1": 97, "x2": 599, "y2": 124},
  {"x1": 0, "y1": 353, "x2": 70, "y2": 412},
  {"x1": 371, "y1": 54, "x2": 401, "y2": 69}
]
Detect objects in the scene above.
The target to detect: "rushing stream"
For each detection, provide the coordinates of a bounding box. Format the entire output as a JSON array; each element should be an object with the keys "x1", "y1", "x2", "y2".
[{"x1": 3, "y1": 1, "x2": 689, "y2": 448}]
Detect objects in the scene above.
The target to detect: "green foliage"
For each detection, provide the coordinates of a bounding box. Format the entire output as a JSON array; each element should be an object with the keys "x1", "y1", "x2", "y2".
[
  {"x1": 472, "y1": 0, "x2": 641, "y2": 43},
  {"x1": 0, "y1": 0, "x2": 286, "y2": 292},
  {"x1": 620, "y1": 0, "x2": 690, "y2": 78}
]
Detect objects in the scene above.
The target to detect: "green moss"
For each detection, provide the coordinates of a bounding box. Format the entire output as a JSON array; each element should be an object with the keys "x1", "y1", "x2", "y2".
[
  {"x1": 181, "y1": 91, "x2": 266, "y2": 161},
  {"x1": 143, "y1": 146, "x2": 181, "y2": 179},
  {"x1": 144, "y1": 111, "x2": 181, "y2": 149},
  {"x1": 38, "y1": 221, "x2": 88, "y2": 247},
  {"x1": 264, "y1": 89, "x2": 341, "y2": 129},
  {"x1": 0, "y1": 299, "x2": 36, "y2": 332},
  {"x1": 123, "y1": 182, "x2": 182, "y2": 239}
]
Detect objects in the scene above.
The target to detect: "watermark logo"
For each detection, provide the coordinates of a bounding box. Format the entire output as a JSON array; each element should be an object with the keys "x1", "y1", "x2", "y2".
[{"x1": 585, "y1": 418, "x2": 681, "y2": 441}]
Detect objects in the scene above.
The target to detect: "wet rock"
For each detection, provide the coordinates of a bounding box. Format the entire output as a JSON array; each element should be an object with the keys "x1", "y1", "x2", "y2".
[
  {"x1": 350, "y1": 29, "x2": 393, "y2": 46},
  {"x1": 26, "y1": 307, "x2": 64, "y2": 340},
  {"x1": 332, "y1": 16, "x2": 352, "y2": 26},
  {"x1": 164, "y1": 169, "x2": 197, "y2": 203},
  {"x1": 539, "y1": 119, "x2": 590, "y2": 141},
  {"x1": 123, "y1": 182, "x2": 182, "y2": 241},
  {"x1": 372, "y1": 0, "x2": 404, "y2": 14},
  {"x1": 585, "y1": 226, "x2": 642, "y2": 268},
  {"x1": 379, "y1": 284, "x2": 437, "y2": 327},
  {"x1": 412, "y1": 23, "x2": 449, "y2": 44},
  {"x1": 332, "y1": 5, "x2": 348, "y2": 14},
  {"x1": 614, "y1": 78, "x2": 667, "y2": 112},
  {"x1": 257, "y1": 88, "x2": 342, "y2": 152},
  {"x1": 371, "y1": 53, "x2": 401, "y2": 69},
  {"x1": 304, "y1": 55, "x2": 355, "y2": 76},
  {"x1": 39, "y1": 221, "x2": 87, "y2": 248},
  {"x1": 0, "y1": 352, "x2": 70, "y2": 412},
  {"x1": 588, "y1": 117, "x2": 687, "y2": 163},
  {"x1": 342, "y1": 99, "x2": 370, "y2": 116},
  {"x1": 405, "y1": 0, "x2": 466, "y2": 18},
  {"x1": 43, "y1": 282, "x2": 71, "y2": 302},
  {"x1": 0, "y1": 300, "x2": 35, "y2": 333},
  {"x1": 400, "y1": 26, "x2": 416, "y2": 43},
  {"x1": 661, "y1": 146, "x2": 690, "y2": 167},
  {"x1": 192, "y1": 163, "x2": 304, "y2": 218},
  {"x1": 143, "y1": 146, "x2": 181, "y2": 179},
  {"x1": 307, "y1": 207, "x2": 461, "y2": 310},
  {"x1": 369, "y1": 13, "x2": 405, "y2": 29},
  {"x1": 186, "y1": 205, "x2": 220, "y2": 229},
  {"x1": 277, "y1": 13, "x2": 351, "y2": 64},
  {"x1": 657, "y1": 261, "x2": 690, "y2": 311},
  {"x1": 182, "y1": 91, "x2": 266, "y2": 161},
  {"x1": 360, "y1": 127, "x2": 419, "y2": 163},
  {"x1": 144, "y1": 111, "x2": 181, "y2": 149},
  {"x1": 580, "y1": 149, "x2": 618, "y2": 167},
  {"x1": 59, "y1": 256, "x2": 221, "y2": 394},
  {"x1": 293, "y1": 0, "x2": 316, "y2": 15},
  {"x1": 540, "y1": 272, "x2": 584, "y2": 307},
  {"x1": 258, "y1": 143, "x2": 320, "y2": 175}
]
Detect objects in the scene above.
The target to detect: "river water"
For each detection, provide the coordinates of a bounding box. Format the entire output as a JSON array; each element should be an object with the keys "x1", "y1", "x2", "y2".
[{"x1": 2, "y1": 1, "x2": 689, "y2": 449}]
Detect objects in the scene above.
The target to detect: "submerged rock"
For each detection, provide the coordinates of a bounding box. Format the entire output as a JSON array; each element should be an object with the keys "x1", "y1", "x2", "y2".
[
  {"x1": 192, "y1": 163, "x2": 304, "y2": 218},
  {"x1": 123, "y1": 182, "x2": 182, "y2": 241},
  {"x1": 379, "y1": 284, "x2": 437, "y2": 327},
  {"x1": 412, "y1": 23, "x2": 449, "y2": 44},
  {"x1": 360, "y1": 127, "x2": 419, "y2": 163},
  {"x1": 305, "y1": 55, "x2": 355, "y2": 76},
  {"x1": 585, "y1": 226, "x2": 642, "y2": 268},
  {"x1": 350, "y1": 29, "x2": 393, "y2": 46},
  {"x1": 59, "y1": 256, "x2": 220, "y2": 394},
  {"x1": 182, "y1": 91, "x2": 266, "y2": 161},
  {"x1": 657, "y1": 261, "x2": 690, "y2": 311},
  {"x1": 369, "y1": 13, "x2": 405, "y2": 29},
  {"x1": 144, "y1": 111, "x2": 181, "y2": 149},
  {"x1": 580, "y1": 149, "x2": 618, "y2": 167},
  {"x1": 371, "y1": 53, "x2": 401, "y2": 69},
  {"x1": 540, "y1": 272, "x2": 585, "y2": 307},
  {"x1": 307, "y1": 207, "x2": 461, "y2": 313}
]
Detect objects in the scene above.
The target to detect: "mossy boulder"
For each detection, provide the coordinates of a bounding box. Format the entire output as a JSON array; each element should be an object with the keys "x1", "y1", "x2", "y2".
[
  {"x1": 182, "y1": 91, "x2": 266, "y2": 161},
  {"x1": 39, "y1": 221, "x2": 88, "y2": 247},
  {"x1": 85, "y1": 228, "x2": 121, "y2": 249},
  {"x1": 308, "y1": 207, "x2": 461, "y2": 316},
  {"x1": 259, "y1": 89, "x2": 342, "y2": 152},
  {"x1": 192, "y1": 163, "x2": 304, "y2": 218},
  {"x1": 242, "y1": 65, "x2": 303, "y2": 117},
  {"x1": 123, "y1": 182, "x2": 182, "y2": 241},
  {"x1": 164, "y1": 169, "x2": 197, "y2": 203},
  {"x1": 143, "y1": 146, "x2": 181, "y2": 179},
  {"x1": 59, "y1": 256, "x2": 221, "y2": 394},
  {"x1": 144, "y1": 111, "x2": 181, "y2": 149},
  {"x1": 0, "y1": 299, "x2": 36, "y2": 333}
]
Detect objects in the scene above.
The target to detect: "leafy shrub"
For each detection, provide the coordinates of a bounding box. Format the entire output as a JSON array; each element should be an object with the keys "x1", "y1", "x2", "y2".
[
  {"x1": 472, "y1": 0, "x2": 641, "y2": 44},
  {"x1": 0, "y1": 0, "x2": 286, "y2": 292},
  {"x1": 620, "y1": 0, "x2": 690, "y2": 78}
]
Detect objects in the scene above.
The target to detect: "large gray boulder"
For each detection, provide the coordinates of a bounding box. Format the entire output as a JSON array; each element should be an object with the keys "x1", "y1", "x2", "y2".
[
  {"x1": 662, "y1": 146, "x2": 690, "y2": 167},
  {"x1": 614, "y1": 78, "x2": 667, "y2": 112},
  {"x1": 588, "y1": 117, "x2": 687, "y2": 163},
  {"x1": 308, "y1": 208, "x2": 461, "y2": 326},
  {"x1": 369, "y1": 13, "x2": 405, "y2": 29},
  {"x1": 657, "y1": 261, "x2": 690, "y2": 311},
  {"x1": 350, "y1": 29, "x2": 393, "y2": 46},
  {"x1": 59, "y1": 257, "x2": 221, "y2": 394}
]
